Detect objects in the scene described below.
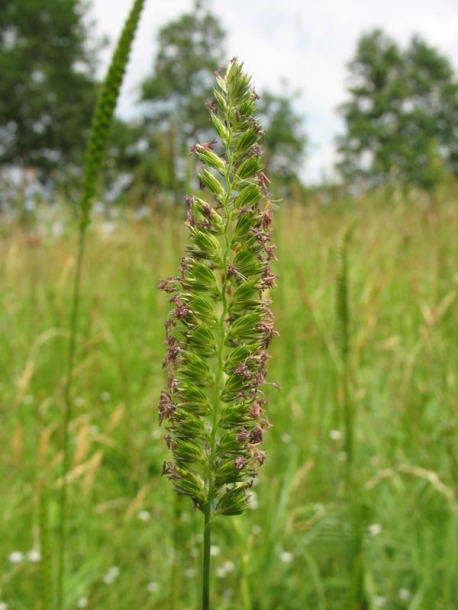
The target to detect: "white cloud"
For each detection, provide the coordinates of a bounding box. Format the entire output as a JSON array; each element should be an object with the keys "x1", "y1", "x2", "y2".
[{"x1": 88, "y1": 0, "x2": 458, "y2": 182}]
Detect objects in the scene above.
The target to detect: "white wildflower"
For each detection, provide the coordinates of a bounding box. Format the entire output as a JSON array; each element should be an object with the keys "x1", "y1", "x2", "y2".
[
  {"x1": 27, "y1": 550, "x2": 41, "y2": 563},
  {"x1": 280, "y1": 551, "x2": 294, "y2": 563},
  {"x1": 368, "y1": 523, "x2": 382, "y2": 536},
  {"x1": 399, "y1": 588, "x2": 411, "y2": 601},
  {"x1": 102, "y1": 566, "x2": 120, "y2": 585},
  {"x1": 137, "y1": 510, "x2": 151, "y2": 522},
  {"x1": 8, "y1": 551, "x2": 24, "y2": 564}
]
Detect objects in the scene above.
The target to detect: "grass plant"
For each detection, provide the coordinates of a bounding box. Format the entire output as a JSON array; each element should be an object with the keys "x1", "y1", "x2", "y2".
[
  {"x1": 157, "y1": 58, "x2": 277, "y2": 609},
  {"x1": 1, "y1": 194, "x2": 458, "y2": 607},
  {"x1": 56, "y1": 1, "x2": 145, "y2": 607}
]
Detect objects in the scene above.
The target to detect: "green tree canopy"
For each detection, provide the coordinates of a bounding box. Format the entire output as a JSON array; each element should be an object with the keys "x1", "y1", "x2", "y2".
[
  {"x1": 137, "y1": 1, "x2": 307, "y2": 194},
  {"x1": 337, "y1": 29, "x2": 458, "y2": 190},
  {"x1": 140, "y1": 0, "x2": 226, "y2": 147},
  {"x1": 0, "y1": 0, "x2": 100, "y2": 172},
  {"x1": 257, "y1": 89, "x2": 307, "y2": 183}
]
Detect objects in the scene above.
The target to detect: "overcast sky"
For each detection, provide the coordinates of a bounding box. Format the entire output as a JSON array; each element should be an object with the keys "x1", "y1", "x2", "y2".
[{"x1": 89, "y1": 0, "x2": 458, "y2": 183}]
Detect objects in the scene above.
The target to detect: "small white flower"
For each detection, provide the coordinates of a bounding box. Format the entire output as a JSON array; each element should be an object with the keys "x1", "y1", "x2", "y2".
[
  {"x1": 399, "y1": 588, "x2": 411, "y2": 601},
  {"x1": 102, "y1": 566, "x2": 120, "y2": 584},
  {"x1": 184, "y1": 568, "x2": 196, "y2": 578},
  {"x1": 279, "y1": 551, "x2": 294, "y2": 563},
  {"x1": 374, "y1": 596, "x2": 387, "y2": 607},
  {"x1": 0, "y1": 602, "x2": 8, "y2": 610},
  {"x1": 146, "y1": 582, "x2": 159, "y2": 593},
  {"x1": 216, "y1": 566, "x2": 228, "y2": 578},
  {"x1": 368, "y1": 523, "x2": 382, "y2": 536},
  {"x1": 215, "y1": 560, "x2": 235, "y2": 579},
  {"x1": 329, "y1": 429, "x2": 342, "y2": 440},
  {"x1": 8, "y1": 551, "x2": 24, "y2": 564},
  {"x1": 100, "y1": 392, "x2": 111, "y2": 402},
  {"x1": 77, "y1": 598, "x2": 88, "y2": 608},
  {"x1": 27, "y1": 550, "x2": 41, "y2": 563},
  {"x1": 210, "y1": 545, "x2": 220, "y2": 556},
  {"x1": 137, "y1": 510, "x2": 151, "y2": 522}
]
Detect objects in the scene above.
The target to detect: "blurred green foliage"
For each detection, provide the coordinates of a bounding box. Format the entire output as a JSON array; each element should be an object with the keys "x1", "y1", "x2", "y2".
[
  {"x1": 337, "y1": 29, "x2": 458, "y2": 191},
  {"x1": 0, "y1": 0, "x2": 102, "y2": 172}
]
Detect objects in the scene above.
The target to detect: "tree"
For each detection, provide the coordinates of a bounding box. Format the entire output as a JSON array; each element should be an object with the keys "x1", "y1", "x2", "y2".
[
  {"x1": 140, "y1": 0, "x2": 226, "y2": 148},
  {"x1": 337, "y1": 29, "x2": 458, "y2": 190},
  {"x1": 0, "y1": 0, "x2": 101, "y2": 172},
  {"x1": 137, "y1": 1, "x2": 307, "y2": 195},
  {"x1": 257, "y1": 89, "x2": 307, "y2": 184}
]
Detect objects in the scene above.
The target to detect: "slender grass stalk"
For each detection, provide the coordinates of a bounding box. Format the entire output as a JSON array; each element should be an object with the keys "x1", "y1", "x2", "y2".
[
  {"x1": 336, "y1": 223, "x2": 354, "y2": 471},
  {"x1": 158, "y1": 58, "x2": 278, "y2": 609},
  {"x1": 39, "y1": 485, "x2": 53, "y2": 610},
  {"x1": 335, "y1": 222, "x2": 369, "y2": 609},
  {"x1": 170, "y1": 494, "x2": 184, "y2": 610},
  {"x1": 55, "y1": 2, "x2": 145, "y2": 608}
]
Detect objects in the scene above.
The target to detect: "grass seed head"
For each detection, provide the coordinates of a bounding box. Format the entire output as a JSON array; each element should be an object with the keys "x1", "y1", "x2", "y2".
[{"x1": 158, "y1": 58, "x2": 278, "y2": 519}]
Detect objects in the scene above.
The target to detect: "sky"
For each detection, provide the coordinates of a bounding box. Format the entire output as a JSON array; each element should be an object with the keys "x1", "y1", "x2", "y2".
[{"x1": 89, "y1": 0, "x2": 458, "y2": 183}]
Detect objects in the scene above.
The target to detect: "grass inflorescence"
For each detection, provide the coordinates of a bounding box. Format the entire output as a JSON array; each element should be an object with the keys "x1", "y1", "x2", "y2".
[{"x1": 158, "y1": 58, "x2": 278, "y2": 608}]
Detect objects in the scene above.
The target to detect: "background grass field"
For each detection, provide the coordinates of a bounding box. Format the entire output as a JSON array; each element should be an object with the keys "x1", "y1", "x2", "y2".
[{"x1": 1, "y1": 190, "x2": 458, "y2": 609}]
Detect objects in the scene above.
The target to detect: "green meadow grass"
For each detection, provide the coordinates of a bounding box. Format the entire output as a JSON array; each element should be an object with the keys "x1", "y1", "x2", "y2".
[{"x1": 1, "y1": 194, "x2": 458, "y2": 609}]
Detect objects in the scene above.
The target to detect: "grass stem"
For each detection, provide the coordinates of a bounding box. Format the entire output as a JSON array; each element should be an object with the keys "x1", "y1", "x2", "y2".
[{"x1": 202, "y1": 505, "x2": 212, "y2": 610}]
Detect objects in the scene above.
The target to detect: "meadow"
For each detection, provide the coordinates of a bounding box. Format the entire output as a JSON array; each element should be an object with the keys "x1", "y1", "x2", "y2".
[{"x1": 1, "y1": 189, "x2": 458, "y2": 609}]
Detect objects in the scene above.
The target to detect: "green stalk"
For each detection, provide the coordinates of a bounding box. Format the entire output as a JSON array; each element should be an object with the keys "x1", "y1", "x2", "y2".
[
  {"x1": 202, "y1": 504, "x2": 212, "y2": 610},
  {"x1": 336, "y1": 222, "x2": 369, "y2": 609},
  {"x1": 56, "y1": 226, "x2": 86, "y2": 610},
  {"x1": 55, "y1": 2, "x2": 145, "y2": 607},
  {"x1": 336, "y1": 222, "x2": 354, "y2": 478},
  {"x1": 39, "y1": 485, "x2": 53, "y2": 610},
  {"x1": 202, "y1": 129, "x2": 235, "y2": 609}
]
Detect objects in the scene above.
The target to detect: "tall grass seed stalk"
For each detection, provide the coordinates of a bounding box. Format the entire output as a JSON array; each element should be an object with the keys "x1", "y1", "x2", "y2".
[{"x1": 158, "y1": 57, "x2": 278, "y2": 553}]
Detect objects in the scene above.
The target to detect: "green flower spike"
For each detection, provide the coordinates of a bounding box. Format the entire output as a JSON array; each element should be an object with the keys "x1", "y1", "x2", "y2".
[{"x1": 158, "y1": 57, "x2": 279, "y2": 608}]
